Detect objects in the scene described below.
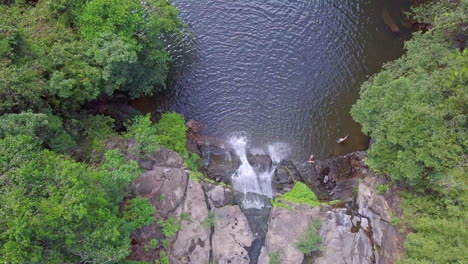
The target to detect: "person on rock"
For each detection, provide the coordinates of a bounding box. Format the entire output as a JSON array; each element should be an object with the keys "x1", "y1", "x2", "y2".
[{"x1": 307, "y1": 154, "x2": 315, "y2": 164}]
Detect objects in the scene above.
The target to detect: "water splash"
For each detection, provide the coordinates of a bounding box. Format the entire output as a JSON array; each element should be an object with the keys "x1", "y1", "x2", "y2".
[{"x1": 229, "y1": 135, "x2": 289, "y2": 208}]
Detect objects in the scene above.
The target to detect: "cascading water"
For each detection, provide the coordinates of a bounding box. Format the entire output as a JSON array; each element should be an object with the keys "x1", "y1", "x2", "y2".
[{"x1": 229, "y1": 135, "x2": 290, "y2": 208}]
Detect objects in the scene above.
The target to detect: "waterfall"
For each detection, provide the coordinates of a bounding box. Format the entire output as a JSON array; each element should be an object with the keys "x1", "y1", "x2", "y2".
[{"x1": 229, "y1": 135, "x2": 290, "y2": 208}]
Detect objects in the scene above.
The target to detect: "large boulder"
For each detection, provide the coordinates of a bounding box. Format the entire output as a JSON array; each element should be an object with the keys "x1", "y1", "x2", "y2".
[
  {"x1": 212, "y1": 205, "x2": 254, "y2": 264},
  {"x1": 314, "y1": 209, "x2": 374, "y2": 264},
  {"x1": 131, "y1": 147, "x2": 189, "y2": 217},
  {"x1": 171, "y1": 179, "x2": 211, "y2": 264},
  {"x1": 247, "y1": 154, "x2": 272, "y2": 173},
  {"x1": 200, "y1": 145, "x2": 240, "y2": 183},
  {"x1": 258, "y1": 204, "x2": 318, "y2": 264},
  {"x1": 272, "y1": 160, "x2": 301, "y2": 193}
]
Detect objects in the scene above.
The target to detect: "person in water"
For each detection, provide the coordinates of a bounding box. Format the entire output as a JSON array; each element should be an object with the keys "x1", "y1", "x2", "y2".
[
  {"x1": 307, "y1": 154, "x2": 315, "y2": 164},
  {"x1": 337, "y1": 135, "x2": 349, "y2": 144}
]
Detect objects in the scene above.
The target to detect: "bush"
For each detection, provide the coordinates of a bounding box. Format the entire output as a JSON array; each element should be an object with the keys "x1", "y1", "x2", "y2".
[
  {"x1": 269, "y1": 252, "x2": 281, "y2": 264},
  {"x1": 203, "y1": 210, "x2": 216, "y2": 228},
  {"x1": 377, "y1": 184, "x2": 388, "y2": 195},
  {"x1": 272, "y1": 182, "x2": 320, "y2": 208},
  {"x1": 296, "y1": 220, "x2": 322, "y2": 255},
  {"x1": 155, "y1": 112, "x2": 187, "y2": 154},
  {"x1": 125, "y1": 114, "x2": 160, "y2": 153},
  {"x1": 124, "y1": 198, "x2": 154, "y2": 229},
  {"x1": 0, "y1": 135, "x2": 141, "y2": 263},
  {"x1": 0, "y1": 112, "x2": 75, "y2": 153},
  {"x1": 158, "y1": 217, "x2": 181, "y2": 238},
  {"x1": 400, "y1": 190, "x2": 467, "y2": 264}
]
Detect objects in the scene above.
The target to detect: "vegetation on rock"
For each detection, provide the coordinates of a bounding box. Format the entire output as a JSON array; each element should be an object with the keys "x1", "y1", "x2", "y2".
[{"x1": 272, "y1": 182, "x2": 320, "y2": 209}]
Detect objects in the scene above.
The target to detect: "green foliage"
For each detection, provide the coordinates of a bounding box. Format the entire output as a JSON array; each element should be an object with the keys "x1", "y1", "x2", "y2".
[
  {"x1": 155, "y1": 112, "x2": 187, "y2": 154},
  {"x1": 100, "y1": 149, "x2": 142, "y2": 203},
  {"x1": 79, "y1": 0, "x2": 183, "y2": 98},
  {"x1": 296, "y1": 220, "x2": 322, "y2": 256},
  {"x1": 0, "y1": 112, "x2": 75, "y2": 153},
  {"x1": 158, "y1": 217, "x2": 181, "y2": 238},
  {"x1": 0, "y1": 135, "x2": 140, "y2": 263},
  {"x1": 144, "y1": 239, "x2": 158, "y2": 251},
  {"x1": 185, "y1": 152, "x2": 202, "y2": 171},
  {"x1": 155, "y1": 251, "x2": 170, "y2": 264},
  {"x1": 203, "y1": 210, "x2": 216, "y2": 228},
  {"x1": 125, "y1": 114, "x2": 160, "y2": 153},
  {"x1": 351, "y1": 1, "x2": 467, "y2": 186},
  {"x1": 272, "y1": 182, "x2": 319, "y2": 209},
  {"x1": 180, "y1": 212, "x2": 191, "y2": 222},
  {"x1": 269, "y1": 252, "x2": 281, "y2": 264},
  {"x1": 377, "y1": 184, "x2": 388, "y2": 195},
  {"x1": 124, "y1": 198, "x2": 155, "y2": 229},
  {"x1": 161, "y1": 239, "x2": 170, "y2": 249},
  {"x1": 400, "y1": 189, "x2": 467, "y2": 264}
]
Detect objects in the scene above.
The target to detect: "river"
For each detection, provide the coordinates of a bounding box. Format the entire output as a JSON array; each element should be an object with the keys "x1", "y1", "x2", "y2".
[{"x1": 162, "y1": 0, "x2": 412, "y2": 161}]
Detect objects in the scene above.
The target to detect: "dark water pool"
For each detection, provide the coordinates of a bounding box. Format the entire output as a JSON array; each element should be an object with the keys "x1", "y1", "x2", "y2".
[{"x1": 163, "y1": 0, "x2": 412, "y2": 160}]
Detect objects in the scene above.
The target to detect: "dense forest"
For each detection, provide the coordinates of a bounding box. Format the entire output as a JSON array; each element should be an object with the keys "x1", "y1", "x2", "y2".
[
  {"x1": 0, "y1": 0, "x2": 466, "y2": 263},
  {"x1": 351, "y1": 1, "x2": 467, "y2": 263}
]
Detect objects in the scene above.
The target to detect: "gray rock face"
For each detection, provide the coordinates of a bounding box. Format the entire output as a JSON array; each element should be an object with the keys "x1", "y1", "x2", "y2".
[
  {"x1": 131, "y1": 147, "x2": 189, "y2": 217},
  {"x1": 259, "y1": 204, "x2": 319, "y2": 264},
  {"x1": 172, "y1": 179, "x2": 211, "y2": 264},
  {"x1": 314, "y1": 209, "x2": 374, "y2": 264},
  {"x1": 212, "y1": 205, "x2": 254, "y2": 264},
  {"x1": 356, "y1": 177, "x2": 406, "y2": 264}
]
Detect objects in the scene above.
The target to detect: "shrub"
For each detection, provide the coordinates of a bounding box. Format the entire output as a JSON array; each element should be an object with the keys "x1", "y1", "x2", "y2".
[
  {"x1": 272, "y1": 182, "x2": 319, "y2": 208},
  {"x1": 155, "y1": 251, "x2": 170, "y2": 264},
  {"x1": 155, "y1": 112, "x2": 187, "y2": 154},
  {"x1": 203, "y1": 210, "x2": 216, "y2": 228},
  {"x1": 377, "y1": 184, "x2": 388, "y2": 195},
  {"x1": 400, "y1": 190, "x2": 467, "y2": 264},
  {"x1": 269, "y1": 252, "x2": 281, "y2": 264},
  {"x1": 158, "y1": 217, "x2": 181, "y2": 238},
  {"x1": 125, "y1": 114, "x2": 160, "y2": 153},
  {"x1": 144, "y1": 239, "x2": 158, "y2": 251},
  {"x1": 0, "y1": 112, "x2": 75, "y2": 153},
  {"x1": 124, "y1": 197, "x2": 154, "y2": 229},
  {"x1": 296, "y1": 220, "x2": 322, "y2": 256},
  {"x1": 161, "y1": 239, "x2": 170, "y2": 249}
]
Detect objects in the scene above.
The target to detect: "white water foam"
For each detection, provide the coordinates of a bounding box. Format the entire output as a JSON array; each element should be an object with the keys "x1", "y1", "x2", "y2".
[{"x1": 229, "y1": 135, "x2": 290, "y2": 208}]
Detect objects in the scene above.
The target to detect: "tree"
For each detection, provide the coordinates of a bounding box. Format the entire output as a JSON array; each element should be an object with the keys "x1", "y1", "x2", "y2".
[
  {"x1": 0, "y1": 135, "x2": 142, "y2": 263},
  {"x1": 351, "y1": 26, "x2": 467, "y2": 186}
]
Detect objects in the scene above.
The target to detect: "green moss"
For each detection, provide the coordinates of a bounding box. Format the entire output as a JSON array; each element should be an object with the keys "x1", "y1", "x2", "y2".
[{"x1": 272, "y1": 182, "x2": 319, "y2": 209}]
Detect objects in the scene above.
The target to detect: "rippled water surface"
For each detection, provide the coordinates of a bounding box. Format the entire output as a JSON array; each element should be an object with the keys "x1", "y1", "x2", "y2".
[{"x1": 165, "y1": 0, "x2": 411, "y2": 160}]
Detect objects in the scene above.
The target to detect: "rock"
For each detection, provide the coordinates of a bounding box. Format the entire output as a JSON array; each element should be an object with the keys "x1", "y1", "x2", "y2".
[
  {"x1": 262, "y1": 204, "x2": 318, "y2": 264},
  {"x1": 313, "y1": 151, "x2": 367, "y2": 200},
  {"x1": 212, "y1": 205, "x2": 254, "y2": 264},
  {"x1": 272, "y1": 160, "x2": 301, "y2": 193},
  {"x1": 146, "y1": 147, "x2": 184, "y2": 168},
  {"x1": 356, "y1": 177, "x2": 406, "y2": 264},
  {"x1": 131, "y1": 148, "x2": 189, "y2": 217},
  {"x1": 172, "y1": 179, "x2": 211, "y2": 264},
  {"x1": 201, "y1": 145, "x2": 240, "y2": 183},
  {"x1": 247, "y1": 154, "x2": 272, "y2": 173},
  {"x1": 314, "y1": 209, "x2": 374, "y2": 264}
]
